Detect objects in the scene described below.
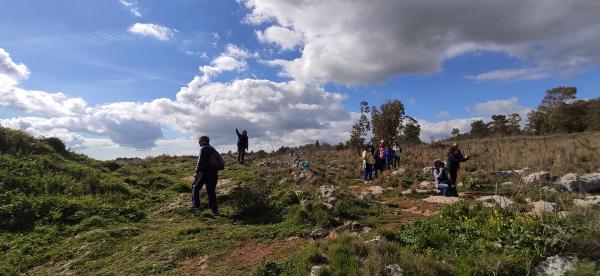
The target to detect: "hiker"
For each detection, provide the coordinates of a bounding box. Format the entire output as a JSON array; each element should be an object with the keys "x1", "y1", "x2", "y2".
[
  {"x1": 235, "y1": 128, "x2": 248, "y2": 164},
  {"x1": 373, "y1": 145, "x2": 386, "y2": 178},
  {"x1": 433, "y1": 160, "x2": 454, "y2": 197},
  {"x1": 192, "y1": 136, "x2": 220, "y2": 216},
  {"x1": 362, "y1": 145, "x2": 373, "y2": 184},
  {"x1": 392, "y1": 144, "x2": 401, "y2": 167},
  {"x1": 315, "y1": 140, "x2": 320, "y2": 148},
  {"x1": 385, "y1": 146, "x2": 395, "y2": 170},
  {"x1": 447, "y1": 143, "x2": 469, "y2": 196},
  {"x1": 368, "y1": 142, "x2": 376, "y2": 157}
]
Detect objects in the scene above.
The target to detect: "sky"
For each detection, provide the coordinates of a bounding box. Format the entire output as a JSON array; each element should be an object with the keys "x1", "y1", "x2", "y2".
[{"x1": 1, "y1": 0, "x2": 599, "y2": 160}]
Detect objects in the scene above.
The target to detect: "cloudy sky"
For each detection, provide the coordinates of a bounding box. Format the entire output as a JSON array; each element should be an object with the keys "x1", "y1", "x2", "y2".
[{"x1": 1, "y1": 0, "x2": 599, "y2": 159}]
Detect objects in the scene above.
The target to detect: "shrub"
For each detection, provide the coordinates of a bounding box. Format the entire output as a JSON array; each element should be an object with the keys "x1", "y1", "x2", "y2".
[
  {"x1": 0, "y1": 194, "x2": 36, "y2": 231},
  {"x1": 42, "y1": 137, "x2": 66, "y2": 153},
  {"x1": 229, "y1": 181, "x2": 273, "y2": 218}
]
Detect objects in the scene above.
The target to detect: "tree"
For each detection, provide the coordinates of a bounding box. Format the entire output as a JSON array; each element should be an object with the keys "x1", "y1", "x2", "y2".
[
  {"x1": 506, "y1": 113, "x2": 522, "y2": 135},
  {"x1": 470, "y1": 120, "x2": 489, "y2": 137},
  {"x1": 348, "y1": 101, "x2": 371, "y2": 150},
  {"x1": 398, "y1": 116, "x2": 421, "y2": 145},
  {"x1": 371, "y1": 100, "x2": 405, "y2": 144},
  {"x1": 527, "y1": 86, "x2": 577, "y2": 134},
  {"x1": 489, "y1": 115, "x2": 509, "y2": 136},
  {"x1": 451, "y1": 128, "x2": 460, "y2": 138}
]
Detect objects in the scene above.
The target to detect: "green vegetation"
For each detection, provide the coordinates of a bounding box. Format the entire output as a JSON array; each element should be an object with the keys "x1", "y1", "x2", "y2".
[{"x1": 1, "y1": 125, "x2": 600, "y2": 275}]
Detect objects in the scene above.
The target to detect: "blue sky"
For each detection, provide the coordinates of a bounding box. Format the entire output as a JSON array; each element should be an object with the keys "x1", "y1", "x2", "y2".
[{"x1": 1, "y1": 0, "x2": 599, "y2": 159}]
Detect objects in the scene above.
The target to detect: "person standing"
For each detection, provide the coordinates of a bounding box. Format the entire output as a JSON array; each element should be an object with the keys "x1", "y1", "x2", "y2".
[
  {"x1": 447, "y1": 143, "x2": 469, "y2": 196},
  {"x1": 392, "y1": 144, "x2": 401, "y2": 167},
  {"x1": 235, "y1": 128, "x2": 248, "y2": 164},
  {"x1": 385, "y1": 146, "x2": 395, "y2": 170},
  {"x1": 192, "y1": 136, "x2": 220, "y2": 216}
]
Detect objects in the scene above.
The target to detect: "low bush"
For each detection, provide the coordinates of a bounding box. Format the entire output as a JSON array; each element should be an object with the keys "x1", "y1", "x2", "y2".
[{"x1": 229, "y1": 181, "x2": 274, "y2": 218}]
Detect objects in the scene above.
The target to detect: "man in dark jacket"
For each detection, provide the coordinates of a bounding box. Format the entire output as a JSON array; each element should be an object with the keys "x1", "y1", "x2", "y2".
[
  {"x1": 446, "y1": 144, "x2": 469, "y2": 196},
  {"x1": 235, "y1": 128, "x2": 248, "y2": 164},
  {"x1": 192, "y1": 136, "x2": 219, "y2": 215}
]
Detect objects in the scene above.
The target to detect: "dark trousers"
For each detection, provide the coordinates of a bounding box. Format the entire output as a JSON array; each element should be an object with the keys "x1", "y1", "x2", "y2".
[
  {"x1": 237, "y1": 147, "x2": 246, "y2": 163},
  {"x1": 447, "y1": 168, "x2": 459, "y2": 197},
  {"x1": 192, "y1": 175, "x2": 218, "y2": 213},
  {"x1": 364, "y1": 163, "x2": 373, "y2": 181}
]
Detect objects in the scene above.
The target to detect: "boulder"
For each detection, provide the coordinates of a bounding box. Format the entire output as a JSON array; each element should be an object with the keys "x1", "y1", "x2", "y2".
[
  {"x1": 530, "y1": 200, "x2": 558, "y2": 213},
  {"x1": 415, "y1": 189, "x2": 434, "y2": 195},
  {"x1": 390, "y1": 168, "x2": 406, "y2": 176},
  {"x1": 557, "y1": 173, "x2": 600, "y2": 193},
  {"x1": 319, "y1": 185, "x2": 337, "y2": 198},
  {"x1": 400, "y1": 190, "x2": 413, "y2": 196},
  {"x1": 310, "y1": 265, "x2": 323, "y2": 276},
  {"x1": 522, "y1": 171, "x2": 551, "y2": 184},
  {"x1": 364, "y1": 235, "x2": 387, "y2": 245},
  {"x1": 573, "y1": 195, "x2": 600, "y2": 207},
  {"x1": 534, "y1": 255, "x2": 574, "y2": 276},
  {"x1": 384, "y1": 264, "x2": 404, "y2": 276},
  {"x1": 418, "y1": 181, "x2": 434, "y2": 189},
  {"x1": 310, "y1": 229, "x2": 329, "y2": 239},
  {"x1": 476, "y1": 195, "x2": 514, "y2": 209},
  {"x1": 492, "y1": 169, "x2": 526, "y2": 178},
  {"x1": 422, "y1": 196, "x2": 462, "y2": 204}
]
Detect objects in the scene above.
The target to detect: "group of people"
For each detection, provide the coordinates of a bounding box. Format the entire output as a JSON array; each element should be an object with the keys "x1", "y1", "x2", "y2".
[
  {"x1": 361, "y1": 140, "x2": 402, "y2": 183},
  {"x1": 192, "y1": 131, "x2": 469, "y2": 216}
]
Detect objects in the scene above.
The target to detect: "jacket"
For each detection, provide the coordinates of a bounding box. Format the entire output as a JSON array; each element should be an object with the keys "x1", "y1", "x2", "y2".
[
  {"x1": 195, "y1": 145, "x2": 219, "y2": 179},
  {"x1": 236, "y1": 129, "x2": 249, "y2": 149},
  {"x1": 447, "y1": 151, "x2": 467, "y2": 170}
]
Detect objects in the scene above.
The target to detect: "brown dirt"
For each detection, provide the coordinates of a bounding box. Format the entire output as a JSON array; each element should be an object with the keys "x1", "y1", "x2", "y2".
[
  {"x1": 225, "y1": 237, "x2": 306, "y2": 274},
  {"x1": 379, "y1": 196, "x2": 441, "y2": 230},
  {"x1": 181, "y1": 254, "x2": 209, "y2": 276}
]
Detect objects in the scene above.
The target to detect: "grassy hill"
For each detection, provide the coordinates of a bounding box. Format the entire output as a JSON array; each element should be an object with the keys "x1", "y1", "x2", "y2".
[{"x1": 1, "y1": 126, "x2": 599, "y2": 275}]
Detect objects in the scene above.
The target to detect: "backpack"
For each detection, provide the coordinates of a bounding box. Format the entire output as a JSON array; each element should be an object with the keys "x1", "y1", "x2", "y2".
[{"x1": 208, "y1": 147, "x2": 225, "y2": 171}]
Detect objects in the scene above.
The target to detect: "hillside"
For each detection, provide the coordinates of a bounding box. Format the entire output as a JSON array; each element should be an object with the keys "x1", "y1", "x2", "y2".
[{"x1": 1, "y1": 126, "x2": 600, "y2": 275}]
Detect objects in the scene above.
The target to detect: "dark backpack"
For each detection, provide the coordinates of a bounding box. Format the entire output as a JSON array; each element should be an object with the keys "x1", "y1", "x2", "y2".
[{"x1": 208, "y1": 148, "x2": 225, "y2": 171}]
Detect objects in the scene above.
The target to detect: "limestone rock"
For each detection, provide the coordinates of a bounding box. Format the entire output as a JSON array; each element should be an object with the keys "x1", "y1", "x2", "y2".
[
  {"x1": 418, "y1": 181, "x2": 434, "y2": 189},
  {"x1": 422, "y1": 196, "x2": 462, "y2": 204},
  {"x1": 522, "y1": 171, "x2": 551, "y2": 184},
  {"x1": 310, "y1": 229, "x2": 329, "y2": 239},
  {"x1": 384, "y1": 264, "x2": 404, "y2": 276},
  {"x1": 492, "y1": 169, "x2": 526, "y2": 178},
  {"x1": 534, "y1": 255, "x2": 574, "y2": 276},
  {"x1": 319, "y1": 185, "x2": 337, "y2": 198},
  {"x1": 557, "y1": 173, "x2": 600, "y2": 193},
  {"x1": 364, "y1": 235, "x2": 386, "y2": 245},
  {"x1": 390, "y1": 168, "x2": 406, "y2": 176},
  {"x1": 476, "y1": 195, "x2": 514, "y2": 209},
  {"x1": 530, "y1": 200, "x2": 558, "y2": 213},
  {"x1": 310, "y1": 265, "x2": 323, "y2": 276},
  {"x1": 573, "y1": 195, "x2": 600, "y2": 207}
]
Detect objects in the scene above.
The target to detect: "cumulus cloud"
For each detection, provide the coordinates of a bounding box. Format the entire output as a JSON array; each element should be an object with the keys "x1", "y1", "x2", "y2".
[
  {"x1": 418, "y1": 117, "x2": 480, "y2": 142},
  {"x1": 467, "y1": 97, "x2": 532, "y2": 118},
  {"x1": 128, "y1": 23, "x2": 174, "y2": 41},
  {"x1": 119, "y1": 0, "x2": 142, "y2": 17},
  {"x1": 242, "y1": 0, "x2": 600, "y2": 85},
  {"x1": 0, "y1": 48, "x2": 29, "y2": 86},
  {"x1": 256, "y1": 26, "x2": 303, "y2": 50},
  {"x1": 0, "y1": 47, "x2": 352, "y2": 154}
]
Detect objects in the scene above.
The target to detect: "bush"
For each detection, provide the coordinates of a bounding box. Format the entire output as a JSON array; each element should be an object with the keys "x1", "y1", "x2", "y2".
[
  {"x1": 42, "y1": 137, "x2": 66, "y2": 153},
  {"x1": 229, "y1": 181, "x2": 273, "y2": 218},
  {"x1": 0, "y1": 194, "x2": 36, "y2": 231}
]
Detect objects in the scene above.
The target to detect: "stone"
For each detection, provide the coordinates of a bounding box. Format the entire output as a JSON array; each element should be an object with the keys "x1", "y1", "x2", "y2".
[
  {"x1": 327, "y1": 196, "x2": 337, "y2": 204},
  {"x1": 310, "y1": 229, "x2": 329, "y2": 239},
  {"x1": 476, "y1": 195, "x2": 515, "y2": 209},
  {"x1": 500, "y1": 182, "x2": 513, "y2": 187},
  {"x1": 310, "y1": 265, "x2": 323, "y2": 276},
  {"x1": 522, "y1": 171, "x2": 551, "y2": 184},
  {"x1": 422, "y1": 196, "x2": 462, "y2": 204},
  {"x1": 362, "y1": 227, "x2": 373, "y2": 234},
  {"x1": 368, "y1": 185, "x2": 384, "y2": 195},
  {"x1": 400, "y1": 190, "x2": 413, "y2": 196},
  {"x1": 319, "y1": 185, "x2": 337, "y2": 198},
  {"x1": 415, "y1": 189, "x2": 434, "y2": 195},
  {"x1": 418, "y1": 181, "x2": 434, "y2": 189},
  {"x1": 557, "y1": 173, "x2": 600, "y2": 193},
  {"x1": 323, "y1": 203, "x2": 334, "y2": 210},
  {"x1": 534, "y1": 255, "x2": 574, "y2": 276},
  {"x1": 492, "y1": 169, "x2": 526, "y2": 178},
  {"x1": 531, "y1": 200, "x2": 558, "y2": 213},
  {"x1": 384, "y1": 264, "x2": 404, "y2": 276},
  {"x1": 364, "y1": 235, "x2": 387, "y2": 245},
  {"x1": 541, "y1": 186, "x2": 558, "y2": 193},
  {"x1": 390, "y1": 168, "x2": 406, "y2": 176},
  {"x1": 422, "y1": 166, "x2": 435, "y2": 174},
  {"x1": 573, "y1": 195, "x2": 600, "y2": 207}
]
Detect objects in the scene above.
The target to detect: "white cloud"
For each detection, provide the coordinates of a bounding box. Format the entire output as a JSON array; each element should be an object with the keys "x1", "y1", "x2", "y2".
[
  {"x1": 242, "y1": 0, "x2": 600, "y2": 85},
  {"x1": 0, "y1": 48, "x2": 29, "y2": 82},
  {"x1": 119, "y1": 0, "x2": 142, "y2": 17},
  {"x1": 256, "y1": 26, "x2": 303, "y2": 50},
  {"x1": 418, "y1": 117, "x2": 480, "y2": 142},
  {"x1": 128, "y1": 23, "x2": 174, "y2": 41},
  {"x1": 436, "y1": 111, "x2": 450, "y2": 119},
  {"x1": 0, "y1": 47, "x2": 353, "y2": 156},
  {"x1": 468, "y1": 97, "x2": 532, "y2": 118}
]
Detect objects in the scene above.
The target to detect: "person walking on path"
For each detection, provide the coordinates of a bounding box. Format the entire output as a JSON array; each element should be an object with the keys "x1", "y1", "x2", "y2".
[
  {"x1": 192, "y1": 136, "x2": 220, "y2": 216},
  {"x1": 362, "y1": 146, "x2": 373, "y2": 184},
  {"x1": 235, "y1": 128, "x2": 248, "y2": 164},
  {"x1": 447, "y1": 143, "x2": 469, "y2": 196}
]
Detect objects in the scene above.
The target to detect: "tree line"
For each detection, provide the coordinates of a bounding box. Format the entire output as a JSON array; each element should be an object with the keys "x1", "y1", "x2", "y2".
[{"x1": 453, "y1": 86, "x2": 600, "y2": 139}]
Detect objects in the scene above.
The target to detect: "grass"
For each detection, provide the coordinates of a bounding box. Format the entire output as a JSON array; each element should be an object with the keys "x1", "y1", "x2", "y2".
[{"x1": 1, "y1": 126, "x2": 600, "y2": 275}]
